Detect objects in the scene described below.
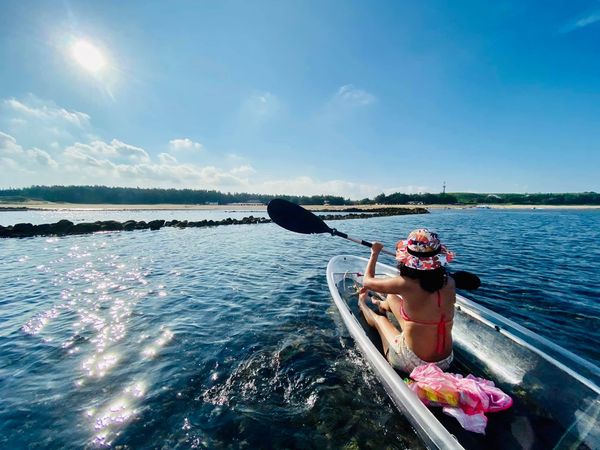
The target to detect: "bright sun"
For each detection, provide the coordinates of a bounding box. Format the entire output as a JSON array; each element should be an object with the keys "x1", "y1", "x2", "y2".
[{"x1": 71, "y1": 39, "x2": 106, "y2": 73}]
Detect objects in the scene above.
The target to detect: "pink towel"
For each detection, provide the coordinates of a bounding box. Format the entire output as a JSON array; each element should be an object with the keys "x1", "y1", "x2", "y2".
[{"x1": 407, "y1": 363, "x2": 513, "y2": 433}]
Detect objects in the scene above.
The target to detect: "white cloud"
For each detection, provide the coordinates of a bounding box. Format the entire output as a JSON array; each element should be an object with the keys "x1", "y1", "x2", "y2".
[
  {"x1": 240, "y1": 91, "x2": 280, "y2": 126},
  {"x1": 230, "y1": 165, "x2": 256, "y2": 176},
  {"x1": 29, "y1": 148, "x2": 58, "y2": 168},
  {"x1": 168, "y1": 138, "x2": 203, "y2": 152},
  {"x1": 318, "y1": 85, "x2": 377, "y2": 123},
  {"x1": 158, "y1": 152, "x2": 178, "y2": 165},
  {"x1": 4, "y1": 96, "x2": 90, "y2": 127},
  {"x1": 574, "y1": 12, "x2": 600, "y2": 28},
  {"x1": 561, "y1": 9, "x2": 600, "y2": 33},
  {"x1": 0, "y1": 130, "x2": 58, "y2": 172},
  {"x1": 257, "y1": 176, "x2": 383, "y2": 199},
  {"x1": 64, "y1": 139, "x2": 150, "y2": 163},
  {"x1": 1, "y1": 131, "x2": 405, "y2": 199},
  {"x1": 0, "y1": 131, "x2": 20, "y2": 155},
  {"x1": 333, "y1": 84, "x2": 376, "y2": 107},
  {"x1": 247, "y1": 92, "x2": 278, "y2": 116},
  {"x1": 226, "y1": 153, "x2": 246, "y2": 161},
  {"x1": 0, "y1": 133, "x2": 253, "y2": 190}
]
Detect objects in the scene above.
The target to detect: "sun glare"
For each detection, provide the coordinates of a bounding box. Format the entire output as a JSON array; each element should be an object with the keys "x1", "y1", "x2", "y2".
[{"x1": 71, "y1": 39, "x2": 106, "y2": 73}]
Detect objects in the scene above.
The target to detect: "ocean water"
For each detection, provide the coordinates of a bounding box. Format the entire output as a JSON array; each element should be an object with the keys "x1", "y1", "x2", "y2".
[{"x1": 0, "y1": 209, "x2": 598, "y2": 449}]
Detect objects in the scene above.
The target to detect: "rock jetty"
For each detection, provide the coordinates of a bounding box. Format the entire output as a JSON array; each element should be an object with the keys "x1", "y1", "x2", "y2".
[{"x1": 0, "y1": 207, "x2": 427, "y2": 239}]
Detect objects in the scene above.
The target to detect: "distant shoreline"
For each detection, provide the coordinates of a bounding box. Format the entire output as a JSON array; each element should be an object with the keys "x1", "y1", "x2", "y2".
[{"x1": 0, "y1": 202, "x2": 599, "y2": 212}]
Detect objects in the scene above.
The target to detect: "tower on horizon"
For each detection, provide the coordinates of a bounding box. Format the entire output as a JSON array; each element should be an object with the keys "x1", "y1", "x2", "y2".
[{"x1": 442, "y1": 181, "x2": 446, "y2": 195}]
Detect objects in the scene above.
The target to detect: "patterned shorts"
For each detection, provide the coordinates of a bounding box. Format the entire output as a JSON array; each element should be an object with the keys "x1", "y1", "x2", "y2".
[{"x1": 387, "y1": 333, "x2": 453, "y2": 373}]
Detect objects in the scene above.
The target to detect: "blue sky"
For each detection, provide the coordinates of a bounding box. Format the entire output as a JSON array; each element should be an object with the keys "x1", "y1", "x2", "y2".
[{"x1": 1, "y1": 1, "x2": 599, "y2": 198}]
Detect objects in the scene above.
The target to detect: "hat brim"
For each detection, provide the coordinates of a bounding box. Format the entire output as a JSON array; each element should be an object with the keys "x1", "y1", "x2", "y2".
[{"x1": 395, "y1": 240, "x2": 455, "y2": 270}]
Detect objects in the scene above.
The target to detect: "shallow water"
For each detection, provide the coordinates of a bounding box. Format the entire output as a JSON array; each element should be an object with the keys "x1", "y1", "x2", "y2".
[{"x1": 0, "y1": 209, "x2": 598, "y2": 448}]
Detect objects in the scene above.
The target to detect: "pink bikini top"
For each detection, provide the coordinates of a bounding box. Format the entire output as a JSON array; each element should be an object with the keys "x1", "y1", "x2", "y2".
[{"x1": 400, "y1": 291, "x2": 452, "y2": 355}]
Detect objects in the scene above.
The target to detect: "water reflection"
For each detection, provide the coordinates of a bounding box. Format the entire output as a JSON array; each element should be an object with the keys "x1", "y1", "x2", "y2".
[{"x1": 90, "y1": 380, "x2": 147, "y2": 447}]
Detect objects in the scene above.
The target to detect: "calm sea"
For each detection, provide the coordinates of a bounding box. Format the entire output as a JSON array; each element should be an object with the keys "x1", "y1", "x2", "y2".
[{"x1": 0, "y1": 209, "x2": 598, "y2": 449}]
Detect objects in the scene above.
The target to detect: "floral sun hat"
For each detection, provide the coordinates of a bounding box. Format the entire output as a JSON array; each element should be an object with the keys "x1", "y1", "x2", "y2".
[{"x1": 395, "y1": 228, "x2": 455, "y2": 270}]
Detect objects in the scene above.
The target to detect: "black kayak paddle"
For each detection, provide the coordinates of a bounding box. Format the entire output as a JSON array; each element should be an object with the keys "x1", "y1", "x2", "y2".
[{"x1": 267, "y1": 198, "x2": 481, "y2": 290}]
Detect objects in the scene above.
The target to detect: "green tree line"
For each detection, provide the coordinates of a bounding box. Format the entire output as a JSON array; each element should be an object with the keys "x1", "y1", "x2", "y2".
[
  {"x1": 0, "y1": 185, "x2": 348, "y2": 205},
  {"x1": 0, "y1": 186, "x2": 598, "y2": 205},
  {"x1": 362, "y1": 192, "x2": 599, "y2": 205}
]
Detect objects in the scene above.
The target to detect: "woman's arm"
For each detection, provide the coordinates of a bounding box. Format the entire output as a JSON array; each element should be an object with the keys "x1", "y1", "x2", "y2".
[{"x1": 362, "y1": 242, "x2": 405, "y2": 294}]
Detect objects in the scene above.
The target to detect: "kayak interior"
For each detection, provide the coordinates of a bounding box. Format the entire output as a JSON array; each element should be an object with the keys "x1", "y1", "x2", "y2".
[{"x1": 328, "y1": 255, "x2": 600, "y2": 450}]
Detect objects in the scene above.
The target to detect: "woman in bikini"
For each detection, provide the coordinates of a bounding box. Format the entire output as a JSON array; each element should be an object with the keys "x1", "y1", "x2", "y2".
[{"x1": 358, "y1": 228, "x2": 455, "y2": 373}]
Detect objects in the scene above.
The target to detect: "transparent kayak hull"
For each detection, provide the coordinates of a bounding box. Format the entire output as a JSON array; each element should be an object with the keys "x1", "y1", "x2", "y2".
[{"x1": 326, "y1": 255, "x2": 600, "y2": 450}]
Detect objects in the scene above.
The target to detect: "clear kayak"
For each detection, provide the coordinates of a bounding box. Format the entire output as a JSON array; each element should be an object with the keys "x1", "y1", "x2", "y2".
[{"x1": 326, "y1": 255, "x2": 600, "y2": 450}]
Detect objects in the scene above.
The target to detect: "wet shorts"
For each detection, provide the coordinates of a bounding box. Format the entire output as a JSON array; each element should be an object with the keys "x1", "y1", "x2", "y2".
[{"x1": 386, "y1": 333, "x2": 453, "y2": 373}]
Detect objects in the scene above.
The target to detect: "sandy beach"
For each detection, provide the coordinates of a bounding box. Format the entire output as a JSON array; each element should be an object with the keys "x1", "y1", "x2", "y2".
[{"x1": 0, "y1": 201, "x2": 598, "y2": 211}]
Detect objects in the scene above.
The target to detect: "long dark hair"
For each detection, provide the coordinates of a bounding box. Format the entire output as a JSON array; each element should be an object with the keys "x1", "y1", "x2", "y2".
[{"x1": 399, "y1": 264, "x2": 448, "y2": 293}]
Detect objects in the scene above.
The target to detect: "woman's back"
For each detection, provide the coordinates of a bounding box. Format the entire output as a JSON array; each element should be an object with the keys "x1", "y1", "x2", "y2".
[{"x1": 388, "y1": 276, "x2": 456, "y2": 361}]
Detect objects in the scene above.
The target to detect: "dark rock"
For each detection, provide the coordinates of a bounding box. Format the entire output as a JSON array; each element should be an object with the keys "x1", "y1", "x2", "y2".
[
  {"x1": 0, "y1": 225, "x2": 10, "y2": 238},
  {"x1": 33, "y1": 224, "x2": 52, "y2": 235},
  {"x1": 99, "y1": 221, "x2": 123, "y2": 231},
  {"x1": 13, "y1": 223, "x2": 34, "y2": 234},
  {"x1": 148, "y1": 219, "x2": 165, "y2": 230},
  {"x1": 123, "y1": 220, "x2": 137, "y2": 231},
  {"x1": 135, "y1": 221, "x2": 148, "y2": 230},
  {"x1": 69, "y1": 222, "x2": 102, "y2": 234},
  {"x1": 54, "y1": 220, "x2": 74, "y2": 233}
]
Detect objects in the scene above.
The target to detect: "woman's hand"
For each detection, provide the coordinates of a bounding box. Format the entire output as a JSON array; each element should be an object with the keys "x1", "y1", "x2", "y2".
[{"x1": 371, "y1": 241, "x2": 384, "y2": 256}]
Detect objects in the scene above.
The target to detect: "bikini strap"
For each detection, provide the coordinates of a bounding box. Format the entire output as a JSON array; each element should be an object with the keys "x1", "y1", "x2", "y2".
[
  {"x1": 436, "y1": 315, "x2": 447, "y2": 355},
  {"x1": 436, "y1": 291, "x2": 445, "y2": 354}
]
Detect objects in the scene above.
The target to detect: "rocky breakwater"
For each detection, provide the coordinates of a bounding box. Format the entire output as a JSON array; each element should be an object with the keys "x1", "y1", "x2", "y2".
[
  {"x1": 0, "y1": 217, "x2": 270, "y2": 238},
  {"x1": 317, "y1": 207, "x2": 428, "y2": 221},
  {"x1": 0, "y1": 207, "x2": 428, "y2": 238}
]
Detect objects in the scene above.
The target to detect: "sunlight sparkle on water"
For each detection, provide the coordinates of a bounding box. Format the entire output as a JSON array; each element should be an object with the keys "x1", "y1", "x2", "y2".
[
  {"x1": 90, "y1": 380, "x2": 146, "y2": 445},
  {"x1": 82, "y1": 351, "x2": 119, "y2": 378}
]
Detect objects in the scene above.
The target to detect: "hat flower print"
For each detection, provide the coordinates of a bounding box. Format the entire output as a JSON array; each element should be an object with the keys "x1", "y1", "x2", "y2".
[{"x1": 395, "y1": 228, "x2": 455, "y2": 270}]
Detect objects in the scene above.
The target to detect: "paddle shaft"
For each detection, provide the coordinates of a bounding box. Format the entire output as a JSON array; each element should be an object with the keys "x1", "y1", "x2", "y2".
[
  {"x1": 266, "y1": 199, "x2": 480, "y2": 290},
  {"x1": 331, "y1": 229, "x2": 396, "y2": 257}
]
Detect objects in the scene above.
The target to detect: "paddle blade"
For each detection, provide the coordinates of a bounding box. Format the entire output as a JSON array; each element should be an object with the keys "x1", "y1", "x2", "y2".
[
  {"x1": 267, "y1": 199, "x2": 332, "y2": 235},
  {"x1": 452, "y1": 271, "x2": 481, "y2": 290}
]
